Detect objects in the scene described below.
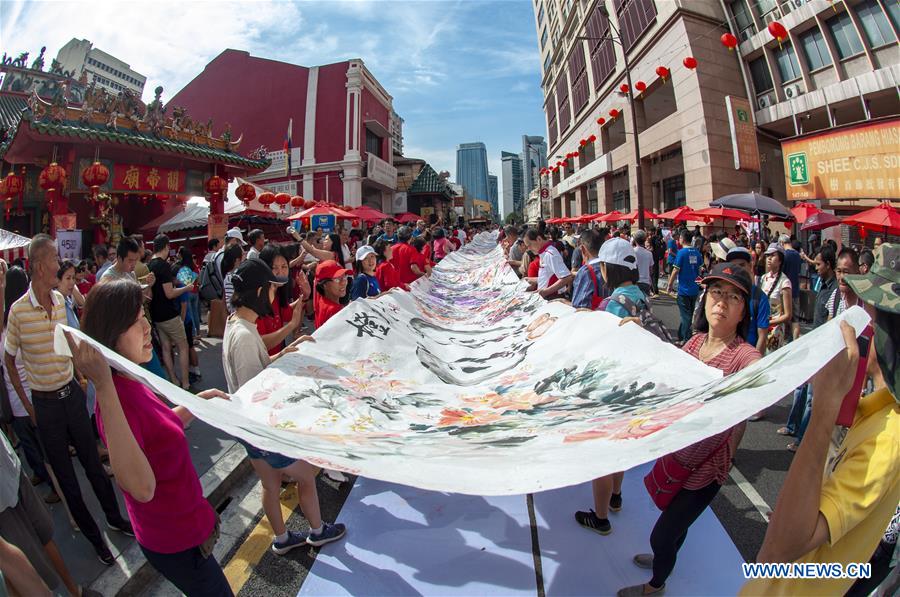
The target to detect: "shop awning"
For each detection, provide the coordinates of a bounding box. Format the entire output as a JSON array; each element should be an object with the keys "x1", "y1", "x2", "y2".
[{"x1": 0, "y1": 228, "x2": 30, "y2": 262}]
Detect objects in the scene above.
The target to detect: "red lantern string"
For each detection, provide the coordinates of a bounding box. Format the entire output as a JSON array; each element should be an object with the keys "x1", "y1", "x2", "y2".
[
  {"x1": 609, "y1": 108, "x2": 620, "y2": 119},
  {"x1": 683, "y1": 56, "x2": 698, "y2": 69},
  {"x1": 634, "y1": 81, "x2": 647, "y2": 93},
  {"x1": 720, "y1": 32, "x2": 738, "y2": 51},
  {"x1": 588, "y1": 134, "x2": 596, "y2": 143},
  {"x1": 767, "y1": 21, "x2": 787, "y2": 48},
  {"x1": 619, "y1": 83, "x2": 629, "y2": 94}
]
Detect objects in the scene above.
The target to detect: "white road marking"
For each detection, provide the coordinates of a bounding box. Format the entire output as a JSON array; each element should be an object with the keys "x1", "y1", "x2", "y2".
[{"x1": 730, "y1": 466, "x2": 772, "y2": 521}]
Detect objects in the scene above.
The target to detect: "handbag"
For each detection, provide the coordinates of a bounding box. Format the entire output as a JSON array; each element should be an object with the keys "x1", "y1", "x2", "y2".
[{"x1": 644, "y1": 433, "x2": 730, "y2": 510}]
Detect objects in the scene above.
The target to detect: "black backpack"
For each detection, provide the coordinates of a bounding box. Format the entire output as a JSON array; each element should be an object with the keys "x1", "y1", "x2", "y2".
[
  {"x1": 198, "y1": 256, "x2": 224, "y2": 301},
  {"x1": 606, "y1": 293, "x2": 675, "y2": 344}
]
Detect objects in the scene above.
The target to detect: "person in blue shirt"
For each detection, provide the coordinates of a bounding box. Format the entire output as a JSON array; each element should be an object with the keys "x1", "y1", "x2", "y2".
[
  {"x1": 377, "y1": 219, "x2": 399, "y2": 244},
  {"x1": 666, "y1": 230, "x2": 703, "y2": 342},
  {"x1": 350, "y1": 245, "x2": 381, "y2": 301},
  {"x1": 665, "y1": 234, "x2": 678, "y2": 273},
  {"x1": 570, "y1": 229, "x2": 609, "y2": 309}
]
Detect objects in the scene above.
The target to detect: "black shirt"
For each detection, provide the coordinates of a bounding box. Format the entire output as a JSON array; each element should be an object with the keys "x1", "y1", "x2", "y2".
[
  {"x1": 148, "y1": 257, "x2": 180, "y2": 323},
  {"x1": 813, "y1": 274, "x2": 837, "y2": 328}
]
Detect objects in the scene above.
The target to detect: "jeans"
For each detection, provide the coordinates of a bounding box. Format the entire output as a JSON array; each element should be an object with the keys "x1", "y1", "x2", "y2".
[
  {"x1": 32, "y1": 381, "x2": 127, "y2": 549},
  {"x1": 188, "y1": 293, "x2": 201, "y2": 336},
  {"x1": 649, "y1": 482, "x2": 722, "y2": 588},
  {"x1": 141, "y1": 543, "x2": 233, "y2": 597},
  {"x1": 11, "y1": 415, "x2": 50, "y2": 485},
  {"x1": 796, "y1": 384, "x2": 812, "y2": 443},
  {"x1": 785, "y1": 384, "x2": 808, "y2": 435},
  {"x1": 676, "y1": 294, "x2": 697, "y2": 342}
]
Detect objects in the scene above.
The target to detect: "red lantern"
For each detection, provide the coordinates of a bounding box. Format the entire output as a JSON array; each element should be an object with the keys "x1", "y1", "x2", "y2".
[
  {"x1": 767, "y1": 21, "x2": 787, "y2": 47},
  {"x1": 257, "y1": 191, "x2": 275, "y2": 207},
  {"x1": 304, "y1": 199, "x2": 316, "y2": 209},
  {"x1": 39, "y1": 162, "x2": 67, "y2": 193},
  {"x1": 721, "y1": 32, "x2": 738, "y2": 51},
  {"x1": 274, "y1": 192, "x2": 291, "y2": 211},
  {"x1": 588, "y1": 134, "x2": 597, "y2": 143},
  {"x1": 609, "y1": 108, "x2": 620, "y2": 119},
  {"x1": 634, "y1": 81, "x2": 647, "y2": 93},
  {"x1": 573, "y1": 151, "x2": 579, "y2": 158},
  {"x1": 290, "y1": 195, "x2": 304, "y2": 209},
  {"x1": 235, "y1": 182, "x2": 256, "y2": 205},
  {"x1": 620, "y1": 83, "x2": 629, "y2": 94},
  {"x1": 859, "y1": 227, "x2": 868, "y2": 239},
  {"x1": 655, "y1": 66, "x2": 670, "y2": 82},
  {"x1": 5, "y1": 173, "x2": 23, "y2": 196},
  {"x1": 596, "y1": 117, "x2": 606, "y2": 126},
  {"x1": 0, "y1": 177, "x2": 7, "y2": 199},
  {"x1": 683, "y1": 56, "x2": 698, "y2": 70},
  {"x1": 561, "y1": 160, "x2": 568, "y2": 168},
  {"x1": 81, "y1": 161, "x2": 109, "y2": 199},
  {"x1": 205, "y1": 175, "x2": 228, "y2": 200}
]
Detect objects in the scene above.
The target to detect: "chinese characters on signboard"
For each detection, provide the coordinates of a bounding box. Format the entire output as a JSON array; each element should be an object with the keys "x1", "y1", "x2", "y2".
[
  {"x1": 726, "y1": 96, "x2": 761, "y2": 173},
  {"x1": 782, "y1": 119, "x2": 900, "y2": 201},
  {"x1": 110, "y1": 164, "x2": 187, "y2": 194}
]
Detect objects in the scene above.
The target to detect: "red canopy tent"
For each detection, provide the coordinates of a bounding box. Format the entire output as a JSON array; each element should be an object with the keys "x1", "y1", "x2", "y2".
[
  {"x1": 287, "y1": 202, "x2": 355, "y2": 221},
  {"x1": 692, "y1": 207, "x2": 759, "y2": 221},
  {"x1": 618, "y1": 209, "x2": 659, "y2": 222},
  {"x1": 657, "y1": 206, "x2": 705, "y2": 222},
  {"x1": 595, "y1": 210, "x2": 625, "y2": 222},
  {"x1": 842, "y1": 201, "x2": 900, "y2": 236},
  {"x1": 789, "y1": 202, "x2": 822, "y2": 224},
  {"x1": 393, "y1": 212, "x2": 420, "y2": 224},
  {"x1": 350, "y1": 205, "x2": 390, "y2": 223}
]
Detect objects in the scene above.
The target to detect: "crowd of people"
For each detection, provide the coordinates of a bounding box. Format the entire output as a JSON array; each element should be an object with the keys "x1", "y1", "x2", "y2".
[{"x1": 0, "y1": 213, "x2": 897, "y2": 596}]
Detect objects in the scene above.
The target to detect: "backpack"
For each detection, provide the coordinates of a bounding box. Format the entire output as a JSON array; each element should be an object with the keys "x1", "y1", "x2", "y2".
[
  {"x1": 585, "y1": 265, "x2": 605, "y2": 311},
  {"x1": 198, "y1": 256, "x2": 224, "y2": 301},
  {"x1": 606, "y1": 292, "x2": 675, "y2": 344}
]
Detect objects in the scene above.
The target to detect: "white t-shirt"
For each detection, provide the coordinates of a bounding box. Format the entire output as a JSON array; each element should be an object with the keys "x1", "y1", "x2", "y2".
[
  {"x1": 247, "y1": 247, "x2": 260, "y2": 261},
  {"x1": 1, "y1": 329, "x2": 29, "y2": 418},
  {"x1": 634, "y1": 245, "x2": 653, "y2": 285},
  {"x1": 538, "y1": 245, "x2": 570, "y2": 290},
  {"x1": 222, "y1": 316, "x2": 270, "y2": 394},
  {"x1": 456, "y1": 229, "x2": 467, "y2": 245}
]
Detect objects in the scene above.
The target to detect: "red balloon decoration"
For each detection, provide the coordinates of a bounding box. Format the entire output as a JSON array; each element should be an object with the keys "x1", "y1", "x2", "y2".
[
  {"x1": 767, "y1": 21, "x2": 787, "y2": 47},
  {"x1": 609, "y1": 108, "x2": 620, "y2": 119},
  {"x1": 655, "y1": 66, "x2": 670, "y2": 82},
  {"x1": 634, "y1": 80, "x2": 647, "y2": 93},
  {"x1": 683, "y1": 56, "x2": 698, "y2": 69},
  {"x1": 620, "y1": 83, "x2": 629, "y2": 94},
  {"x1": 596, "y1": 117, "x2": 606, "y2": 126},
  {"x1": 721, "y1": 32, "x2": 738, "y2": 50}
]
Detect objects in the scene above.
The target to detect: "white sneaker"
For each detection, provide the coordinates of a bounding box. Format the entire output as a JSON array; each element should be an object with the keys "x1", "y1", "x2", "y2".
[{"x1": 324, "y1": 469, "x2": 347, "y2": 483}]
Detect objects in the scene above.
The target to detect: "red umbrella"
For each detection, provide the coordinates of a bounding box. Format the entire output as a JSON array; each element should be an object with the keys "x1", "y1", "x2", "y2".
[
  {"x1": 575, "y1": 213, "x2": 602, "y2": 223},
  {"x1": 692, "y1": 207, "x2": 758, "y2": 221},
  {"x1": 595, "y1": 210, "x2": 625, "y2": 222},
  {"x1": 841, "y1": 201, "x2": 900, "y2": 236},
  {"x1": 800, "y1": 212, "x2": 843, "y2": 232},
  {"x1": 350, "y1": 205, "x2": 390, "y2": 223},
  {"x1": 394, "y1": 212, "x2": 420, "y2": 224},
  {"x1": 287, "y1": 202, "x2": 355, "y2": 220},
  {"x1": 657, "y1": 206, "x2": 704, "y2": 222},
  {"x1": 789, "y1": 202, "x2": 822, "y2": 224},
  {"x1": 619, "y1": 208, "x2": 659, "y2": 222}
]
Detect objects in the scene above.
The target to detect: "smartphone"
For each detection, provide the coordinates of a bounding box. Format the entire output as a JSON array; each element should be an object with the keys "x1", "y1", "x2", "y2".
[{"x1": 835, "y1": 323, "x2": 874, "y2": 428}]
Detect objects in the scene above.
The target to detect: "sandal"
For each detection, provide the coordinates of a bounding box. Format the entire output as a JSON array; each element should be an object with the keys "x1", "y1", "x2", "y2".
[
  {"x1": 776, "y1": 427, "x2": 793, "y2": 436},
  {"x1": 787, "y1": 442, "x2": 799, "y2": 452}
]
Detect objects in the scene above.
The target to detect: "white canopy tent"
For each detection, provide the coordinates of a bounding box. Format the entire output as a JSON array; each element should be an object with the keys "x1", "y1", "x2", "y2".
[{"x1": 0, "y1": 228, "x2": 31, "y2": 262}]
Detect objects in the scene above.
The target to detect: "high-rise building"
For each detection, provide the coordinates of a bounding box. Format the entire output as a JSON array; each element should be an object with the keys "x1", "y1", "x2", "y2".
[
  {"x1": 501, "y1": 151, "x2": 524, "y2": 220},
  {"x1": 521, "y1": 135, "x2": 547, "y2": 200},
  {"x1": 488, "y1": 174, "x2": 499, "y2": 218},
  {"x1": 55, "y1": 38, "x2": 146, "y2": 97},
  {"x1": 456, "y1": 142, "x2": 489, "y2": 202},
  {"x1": 390, "y1": 109, "x2": 404, "y2": 156}
]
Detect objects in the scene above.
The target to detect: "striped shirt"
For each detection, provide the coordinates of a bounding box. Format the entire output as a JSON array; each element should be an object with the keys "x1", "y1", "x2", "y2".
[{"x1": 3, "y1": 286, "x2": 73, "y2": 391}]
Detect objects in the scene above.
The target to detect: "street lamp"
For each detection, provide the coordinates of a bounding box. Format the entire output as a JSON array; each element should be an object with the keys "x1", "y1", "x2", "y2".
[{"x1": 576, "y1": 3, "x2": 646, "y2": 230}]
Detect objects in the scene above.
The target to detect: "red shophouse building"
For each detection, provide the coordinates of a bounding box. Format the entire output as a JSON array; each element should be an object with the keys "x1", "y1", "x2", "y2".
[{"x1": 169, "y1": 50, "x2": 398, "y2": 212}]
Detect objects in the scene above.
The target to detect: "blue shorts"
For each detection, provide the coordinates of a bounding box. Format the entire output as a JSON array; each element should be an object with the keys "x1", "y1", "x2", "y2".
[{"x1": 238, "y1": 440, "x2": 296, "y2": 469}]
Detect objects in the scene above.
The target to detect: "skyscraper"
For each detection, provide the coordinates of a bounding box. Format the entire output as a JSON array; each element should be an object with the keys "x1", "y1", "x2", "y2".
[
  {"x1": 488, "y1": 174, "x2": 499, "y2": 219},
  {"x1": 521, "y1": 135, "x2": 547, "y2": 201},
  {"x1": 456, "y1": 142, "x2": 489, "y2": 202},
  {"x1": 501, "y1": 151, "x2": 523, "y2": 220}
]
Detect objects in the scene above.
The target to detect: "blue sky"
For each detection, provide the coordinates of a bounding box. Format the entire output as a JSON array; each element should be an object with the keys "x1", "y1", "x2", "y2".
[{"x1": 2, "y1": 0, "x2": 547, "y2": 196}]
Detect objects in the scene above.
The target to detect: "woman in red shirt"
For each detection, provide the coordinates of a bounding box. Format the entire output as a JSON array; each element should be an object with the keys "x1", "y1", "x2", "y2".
[
  {"x1": 314, "y1": 260, "x2": 352, "y2": 329},
  {"x1": 256, "y1": 245, "x2": 309, "y2": 356},
  {"x1": 373, "y1": 239, "x2": 400, "y2": 291},
  {"x1": 70, "y1": 280, "x2": 232, "y2": 596},
  {"x1": 618, "y1": 262, "x2": 760, "y2": 597}
]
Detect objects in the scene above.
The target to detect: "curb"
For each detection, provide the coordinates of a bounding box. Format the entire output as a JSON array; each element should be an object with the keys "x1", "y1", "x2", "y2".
[{"x1": 89, "y1": 442, "x2": 250, "y2": 596}]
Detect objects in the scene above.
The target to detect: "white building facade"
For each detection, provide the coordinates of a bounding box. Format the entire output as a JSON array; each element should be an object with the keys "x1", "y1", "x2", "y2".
[{"x1": 55, "y1": 38, "x2": 146, "y2": 97}]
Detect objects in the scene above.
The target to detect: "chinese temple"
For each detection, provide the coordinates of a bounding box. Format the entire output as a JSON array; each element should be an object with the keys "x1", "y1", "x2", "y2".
[{"x1": 0, "y1": 49, "x2": 270, "y2": 253}]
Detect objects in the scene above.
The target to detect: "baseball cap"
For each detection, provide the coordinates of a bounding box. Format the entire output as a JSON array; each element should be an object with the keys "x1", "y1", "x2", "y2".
[
  {"x1": 225, "y1": 227, "x2": 246, "y2": 245},
  {"x1": 711, "y1": 237, "x2": 737, "y2": 261},
  {"x1": 598, "y1": 237, "x2": 637, "y2": 270},
  {"x1": 764, "y1": 242, "x2": 784, "y2": 256},
  {"x1": 230, "y1": 259, "x2": 287, "y2": 294},
  {"x1": 726, "y1": 246, "x2": 752, "y2": 262},
  {"x1": 701, "y1": 262, "x2": 751, "y2": 296},
  {"x1": 315, "y1": 260, "x2": 353, "y2": 282},
  {"x1": 844, "y1": 243, "x2": 899, "y2": 314},
  {"x1": 355, "y1": 245, "x2": 376, "y2": 262}
]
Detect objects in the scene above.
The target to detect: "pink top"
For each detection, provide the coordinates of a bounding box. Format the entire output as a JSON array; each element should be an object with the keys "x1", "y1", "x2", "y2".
[
  {"x1": 676, "y1": 334, "x2": 761, "y2": 489},
  {"x1": 96, "y1": 375, "x2": 216, "y2": 554},
  {"x1": 433, "y1": 237, "x2": 453, "y2": 260}
]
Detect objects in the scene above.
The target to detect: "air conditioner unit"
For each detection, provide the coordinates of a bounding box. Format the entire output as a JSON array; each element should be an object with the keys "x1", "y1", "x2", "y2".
[
  {"x1": 763, "y1": 9, "x2": 783, "y2": 25},
  {"x1": 739, "y1": 28, "x2": 753, "y2": 42},
  {"x1": 757, "y1": 95, "x2": 771, "y2": 109},
  {"x1": 783, "y1": 83, "x2": 804, "y2": 99}
]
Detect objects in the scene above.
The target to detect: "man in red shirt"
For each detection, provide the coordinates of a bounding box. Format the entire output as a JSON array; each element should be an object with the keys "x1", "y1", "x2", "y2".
[{"x1": 390, "y1": 226, "x2": 425, "y2": 286}]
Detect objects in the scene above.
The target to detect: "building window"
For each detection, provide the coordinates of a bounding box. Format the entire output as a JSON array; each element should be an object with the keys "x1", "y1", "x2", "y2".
[
  {"x1": 856, "y1": 0, "x2": 896, "y2": 47},
  {"x1": 541, "y1": 27, "x2": 549, "y2": 49},
  {"x1": 546, "y1": 94, "x2": 558, "y2": 147},
  {"x1": 586, "y1": 2, "x2": 616, "y2": 89},
  {"x1": 827, "y1": 12, "x2": 864, "y2": 59},
  {"x1": 799, "y1": 27, "x2": 833, "y2": 70},
  {"x1": 568, "y1": 45, "x2": 588, "y2": 114},
  {"x1": 774, "y1": 43, "x2": 802, "y2": 82},
  {"x1": 556, "y1": 75, "x2": 571, "y2": 133},
  {"x1": 662, "y1": 175, "x2": 686, "y2": 210},
  {"x1": 614, "y1": 0, "x2": 657, "y2": 51},
  {"x1": 612, "y1": 188, "x2": 629, "y2": 212},
  {"x1": 887, "y1": 0, "x2": 900, "y2": 31},
  {"x1": 365, "y1": 129, "x2": 381, "y2": 158},
  {"x1": 754, "y1": 0, "x2": 778, "y2": 19},
  {"x1": 730, "y1": 0, "x2": 755, "y2": 38},
  {"x1": 544, "y1": 53, "x2": 553, "y2": 73},
  {"x1": 749, "y1": 56, "x2": 774, "y2": 94},
  {"x1": 538, "y1": 3, "x2": 544, "y2": 25}
]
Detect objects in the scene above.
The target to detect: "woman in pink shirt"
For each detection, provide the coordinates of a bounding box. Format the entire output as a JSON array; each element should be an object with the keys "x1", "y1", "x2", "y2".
[
  {"x1": 432, "y1": 227, "x2": 453, "y2": 262},
  {"x1": 66, "y1": 279, "x2": 232, "y2": 596}
]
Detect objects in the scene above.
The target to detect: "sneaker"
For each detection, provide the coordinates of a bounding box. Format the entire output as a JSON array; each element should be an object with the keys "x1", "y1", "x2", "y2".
[
  {"x1": 108, "y1": 519, "x2": 135, "y2": 537},
  {"x1": 307, "y1": 522, "x2": 347, "y2": 547},
  {"x1": 95, "y1": 543, "x2": 115, "y2": 566},
  {"x1": 44, "y1": 490, "x2": 60, "y2": 504},
  {"x1": 271, "y1": 530, "x2": 309, "y2": 555},
  {"x1": 574, "y1": 510, "x2": 611, "y2": 535},
  {"x1": 609, "y1": 492, "x2": 623, "y2": 512},
  {"x1": 633, "y1": 553, "x2": 654, "y2": 569},
  {"x1": 324, "y1": 469, "x2": 348, "y2": 483}
]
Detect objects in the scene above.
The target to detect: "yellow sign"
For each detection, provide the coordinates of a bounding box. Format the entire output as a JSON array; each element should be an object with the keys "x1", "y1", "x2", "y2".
[{"x1": 782, "y1": 119, "x2": 900, "y2": 201}]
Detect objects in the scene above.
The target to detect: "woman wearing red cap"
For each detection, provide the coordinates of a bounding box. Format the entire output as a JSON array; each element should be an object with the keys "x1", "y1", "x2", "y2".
[{"x1": 314, "y1": 260, "x2": 353, "y2": 329}]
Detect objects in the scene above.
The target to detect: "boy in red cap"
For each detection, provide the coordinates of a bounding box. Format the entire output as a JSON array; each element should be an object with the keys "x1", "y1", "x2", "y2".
[{"x1": 314, "y1": 260, "x2": 353, "y2": 329}]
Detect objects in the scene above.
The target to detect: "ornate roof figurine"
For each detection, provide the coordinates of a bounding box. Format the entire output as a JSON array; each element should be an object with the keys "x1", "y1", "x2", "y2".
[
  {"x1": 143, "y1": 86, "x2": 166, "y2": 136},
  {"x1": 249, "y1": 145, "x2": 268, "y2": 160},
  {"x1": 30, "y1": 47, "x2": 46, "y2": 72},
  {"x1": 49, "y1": 82, "x2": 68, "y2": 122}
]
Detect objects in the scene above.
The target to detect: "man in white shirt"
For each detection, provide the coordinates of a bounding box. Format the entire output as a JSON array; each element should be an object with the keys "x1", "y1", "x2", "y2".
[
  {"x1": 246, "y1": 229, "x2": 266, "y2": 261},
  {"x1": 632, "y1": 230, "x2": 654, "y2": 296},
  {"x1": 524, "y1": 229, "x2": 573, "y2": 299}
]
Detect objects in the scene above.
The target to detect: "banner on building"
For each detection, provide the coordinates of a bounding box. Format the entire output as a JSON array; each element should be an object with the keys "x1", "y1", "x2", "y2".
[
  {"x1": 53, "y1": 213, "x2": 77, "y2": 231},
  {"x1": 726, "y1": 96, "x2": 760, "y2": 173},
  {"x1": 56, "y1": 230, "x2": 82, "y2": 261},
  {"x1": 207, "y1": 214, "x2": 228, "y2": 244},
  {"x1": 56, "y1": 234, "x2": 869, "y2": 496},
  {"x1": 112, "y1": 164, "x2": 187, "y2": 194},
  {"x1": 783, "y1": 118, "x2": 900, "y2": 201}
]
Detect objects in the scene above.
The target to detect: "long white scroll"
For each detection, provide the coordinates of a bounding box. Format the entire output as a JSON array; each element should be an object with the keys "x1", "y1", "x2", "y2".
[{"x1": 57, "y1": 233, "x2": 869, "y2": 495}]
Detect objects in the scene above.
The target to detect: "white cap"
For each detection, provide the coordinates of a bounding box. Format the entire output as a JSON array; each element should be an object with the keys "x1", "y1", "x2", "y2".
[
  {"x1": 355, "y1": 245, "x2": 376, "y2": 261},
  {"x1": 711, "y1": 237, "x2": 737, "y2": 261},
  {"x1": 598, "y1": 237, "x2": 637, "y2": 270},
  {"x1": 225, "y1": 227, "x2": 246, "y2": 245}
]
